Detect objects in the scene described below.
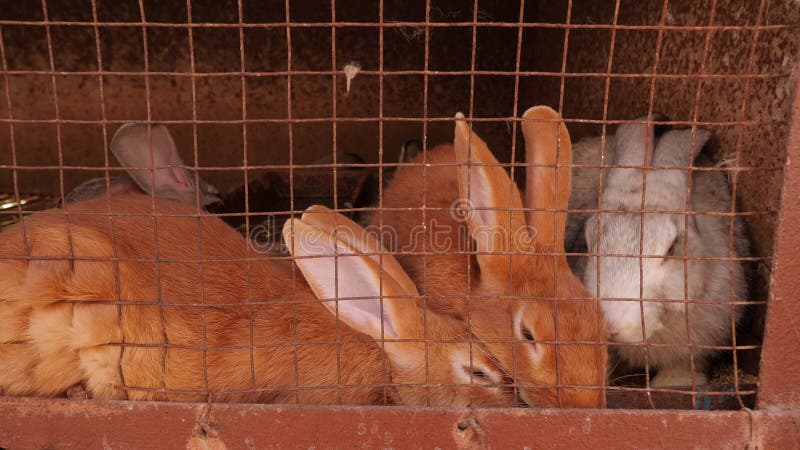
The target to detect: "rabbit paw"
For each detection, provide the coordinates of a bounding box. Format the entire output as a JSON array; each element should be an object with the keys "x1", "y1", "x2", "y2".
[
  {"x1": 66, "y1": 383, "x2": 90, "y2": 399},
  {"x1": 651, "y1": 367, "x2": 708, "y2": 387}
]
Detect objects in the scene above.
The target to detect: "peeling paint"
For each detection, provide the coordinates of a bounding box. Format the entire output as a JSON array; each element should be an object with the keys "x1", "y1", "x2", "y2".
[{"x1": 2, "y1": 397, "x2": 799, "y2": 448}]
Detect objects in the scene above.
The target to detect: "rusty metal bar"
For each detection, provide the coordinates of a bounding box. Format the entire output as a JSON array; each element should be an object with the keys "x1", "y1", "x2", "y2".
[
  {"x1": 756, "y1": 63, "x2": 800, "y2": 409},
  {"x1": 0, "y1": 19, "x2": 794, "y2": 31},
  {"x1": 1, "y1": 397, "x2": 799, "y2": 449}
]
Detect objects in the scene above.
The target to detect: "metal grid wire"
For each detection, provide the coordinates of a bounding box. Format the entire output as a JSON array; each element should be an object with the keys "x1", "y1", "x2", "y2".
[{"x1": 0, "y1": 0, "x2": 796, "y2": 410}]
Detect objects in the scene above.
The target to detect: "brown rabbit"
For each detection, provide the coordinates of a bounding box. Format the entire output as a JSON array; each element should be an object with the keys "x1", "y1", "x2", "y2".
[
  {"x1": 0, "y1": 195, "x2": 518, "y2": 407},
  {"x1": 367, "y1": 106, "x2": 607, "y2": 407}
]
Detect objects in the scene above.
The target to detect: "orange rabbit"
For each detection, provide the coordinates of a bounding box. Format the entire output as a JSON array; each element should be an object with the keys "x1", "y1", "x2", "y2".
[
  {"x1": 0, "y1": 194, "x2": 517, "y2": 407},
  {"x1": 368, "y1": 106, "x2": 607, "y2": 407}
]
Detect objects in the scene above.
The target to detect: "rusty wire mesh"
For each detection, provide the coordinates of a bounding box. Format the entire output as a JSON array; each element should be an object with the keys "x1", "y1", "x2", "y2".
[{"x1": 0, "y1": 0, "x2": 797, "y2": 410}]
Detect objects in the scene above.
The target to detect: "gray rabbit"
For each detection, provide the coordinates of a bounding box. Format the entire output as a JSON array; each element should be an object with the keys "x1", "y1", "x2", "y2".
[
  {"x1": 568, "y1": 116, "x2": 749, "y2": 386},
  {"x1": 66, "y1": 123, "x2": 220, "y2": 206}
]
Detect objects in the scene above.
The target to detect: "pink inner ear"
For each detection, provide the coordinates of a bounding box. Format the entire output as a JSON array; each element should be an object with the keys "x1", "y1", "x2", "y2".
[
  {"x1": 467, "y1": 167, "x2": 497, "y2": 227},
  {"x1": 333, "y1": 298, "x2": 398, "y2": 340},
  {"x1": 285, "y1": 217, "x2": 409, "y2": 341},
  {"x1": 166, "y1": 166, "x2": 194, "y2": 191},
  {"x1": 315, "y1": 252, "x2": 403, "y2": 340}
]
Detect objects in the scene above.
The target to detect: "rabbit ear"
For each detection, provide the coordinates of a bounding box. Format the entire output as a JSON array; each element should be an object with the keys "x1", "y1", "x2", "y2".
[
  {"x1": 652, "y1": 128, "x2": 712, "y2": 168},
  {"x1": 522, "y1": 106, "x2": 572, "y2": 253},
  {"x1": 283, "y1": 216, "x2": 421, "y2": 341},
  {"x1": 299, "y1": 205, "x2": 420, "y2": 297},
  {"x1": 110, "y1": 123, "x2": 195, "y2": 198},
  {"x1": 453, "y1": 113, "x2": 529, "y2": 279},
  {"x1": 613, "y1": 116, "x2": 656, "y2": 167}
]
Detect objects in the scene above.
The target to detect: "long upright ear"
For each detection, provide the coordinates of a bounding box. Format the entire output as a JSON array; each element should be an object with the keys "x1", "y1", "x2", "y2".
[
  {"x1": 110, "y1": 123, "x2": 195, "y2": 198},
  {"x1": 652, "y1": 128, "x2": 712, "y2": 168},
  {"x1": 522, "y1": 106, "x2": 572, "y2": 254},
  {"x1": 283, "y1": 216, "x2": 421, "y2": 341},
  {"x1": 613, "y1": 116, "x2": 656, "y2": 167},
  {"x1": 299, "y1": 205, "x2": 419, "y2": 296},
  {"x1": 453, "y1": 113, "x2": 528, "y2": 281},
  {"x1": 604, "y1": 116, "x2": 657, "y2": 194}
]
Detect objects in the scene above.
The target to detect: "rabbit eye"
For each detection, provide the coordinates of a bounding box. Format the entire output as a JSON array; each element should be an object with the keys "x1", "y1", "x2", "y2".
[
  {"x1": 472, "y1": 370, "x2": 488, "y2": 379},
  {"x1": 462, "y1": 365, "x2": 495, "y2": 384},
  {"x1": 522, "y1": 327, "x2": 535, "y2": 342},
  {"x1": 667, "y1": 238, "x2": 680, "y2": 257}
]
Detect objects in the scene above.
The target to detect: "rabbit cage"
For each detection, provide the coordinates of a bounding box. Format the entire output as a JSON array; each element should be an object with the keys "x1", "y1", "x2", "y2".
[{"x1": 0, "y1": 0, "x2": 799, "y2": 448}]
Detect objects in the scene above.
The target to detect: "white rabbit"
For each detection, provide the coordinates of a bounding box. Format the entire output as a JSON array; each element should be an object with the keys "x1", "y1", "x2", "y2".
[
  {"x1": 578, "y1": 117, "x2": 749, "y2": 387},
  {"x1": 65, "y1": 123, "x2": 220, "y2": 206},
  {"x1": 565, "y1": 114, "x2": 671, "y2": 273}
]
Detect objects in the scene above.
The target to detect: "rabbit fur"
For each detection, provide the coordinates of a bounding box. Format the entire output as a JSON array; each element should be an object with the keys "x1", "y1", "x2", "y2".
[
  {"x1": 65, "y1": 123, "x2": 220, "y2": 206},
  {"x1": 573, "y1": 117, "x2": 749, "y2": 387},
  {"x1": 367, "y1": 107, "x2": 608, "y2": 408},
  {"x1": 0, "y1": 195, "x2": 519, "y2": 407}
]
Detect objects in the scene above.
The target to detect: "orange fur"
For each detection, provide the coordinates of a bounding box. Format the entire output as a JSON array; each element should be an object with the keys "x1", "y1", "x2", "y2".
[
  {"x1": 368, "y1": 107, "x2": 607, "y2": 408},
  {"x1": 0, "y1": 194, "x2": 516, "y2": 407}
]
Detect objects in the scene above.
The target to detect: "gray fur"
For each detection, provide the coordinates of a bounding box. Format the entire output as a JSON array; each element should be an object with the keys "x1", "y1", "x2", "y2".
[
  {"x1": 66, "y1": 123, "x2": 220, "y2": 206},
  {"x1": 569, "y1": 119, "x2": 750, "y2": 386}
]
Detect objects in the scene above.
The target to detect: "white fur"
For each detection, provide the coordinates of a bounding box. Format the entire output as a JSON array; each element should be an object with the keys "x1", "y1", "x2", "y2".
[{"x1": 568, "y1": 120, "x2": 750, "y2": 387}]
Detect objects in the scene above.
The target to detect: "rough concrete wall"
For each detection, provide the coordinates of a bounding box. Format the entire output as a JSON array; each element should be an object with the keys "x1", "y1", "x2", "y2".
[{"x1": 0, "y1": 0, "x2": 523, "y2": 194}]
